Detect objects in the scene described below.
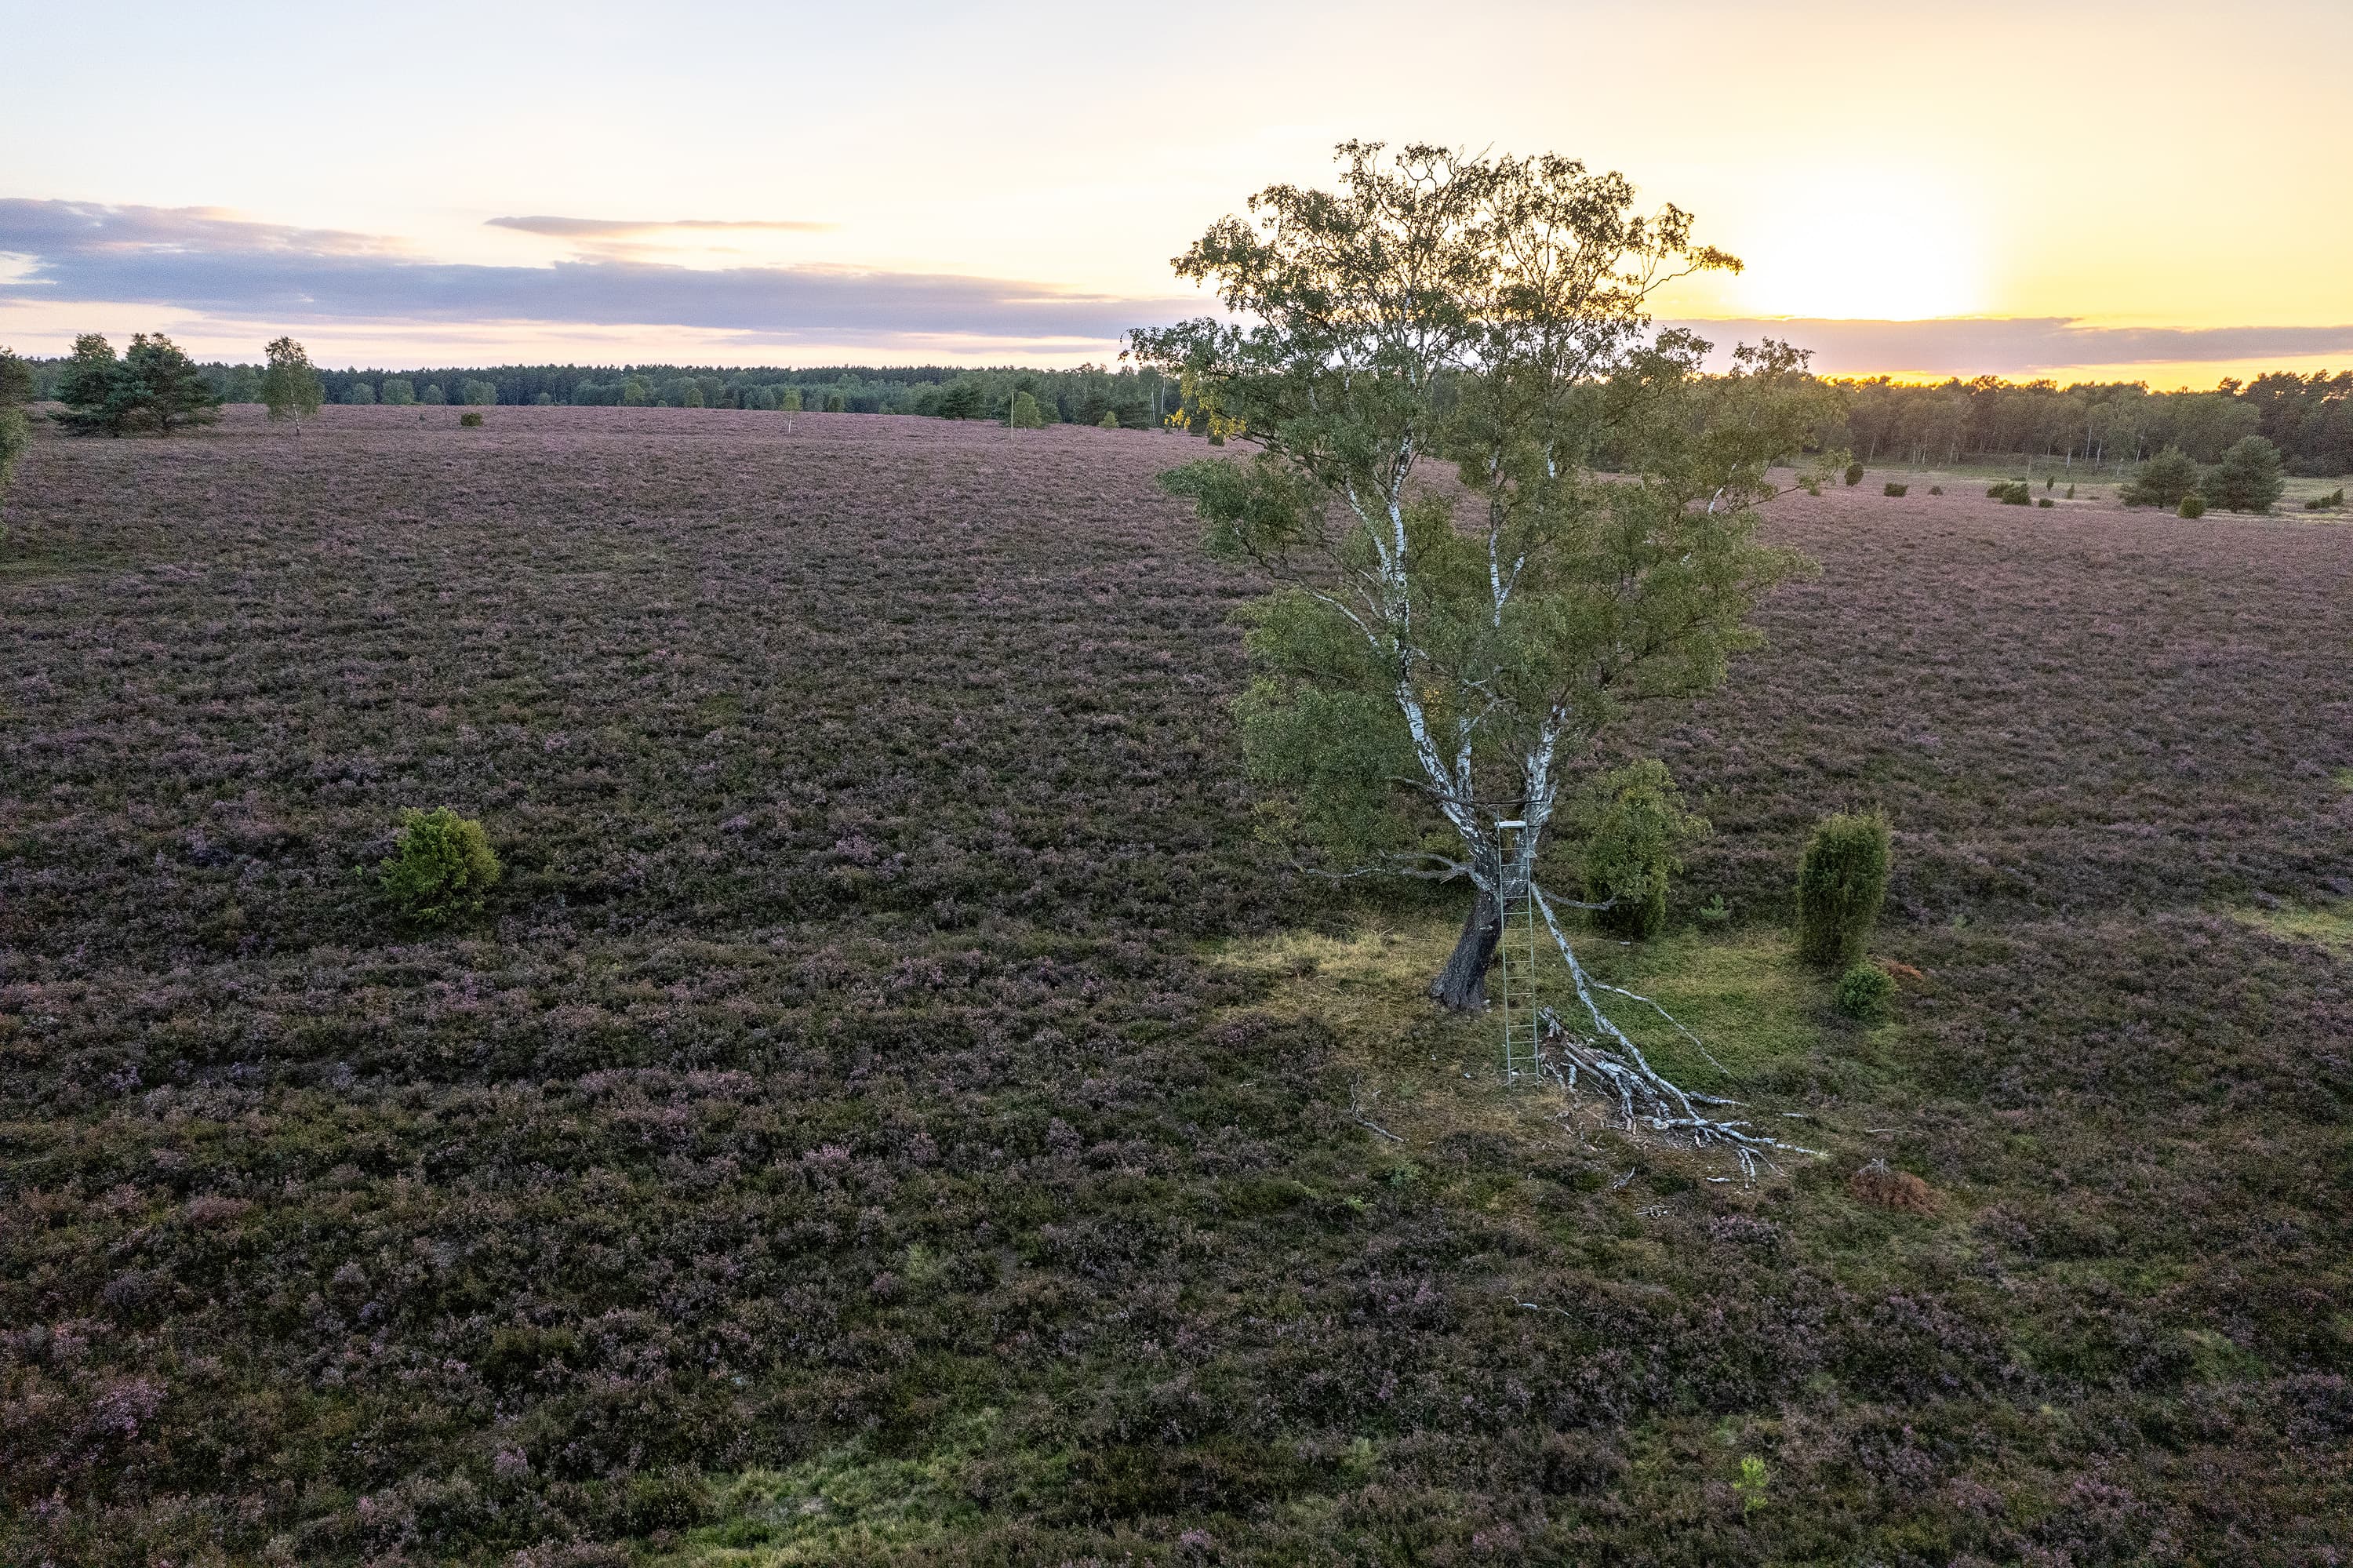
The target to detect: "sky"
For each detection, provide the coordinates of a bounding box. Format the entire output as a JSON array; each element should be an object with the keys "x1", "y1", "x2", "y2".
[{"x1": 3, "y1": 0, "x2": 2348, "y2": 386}]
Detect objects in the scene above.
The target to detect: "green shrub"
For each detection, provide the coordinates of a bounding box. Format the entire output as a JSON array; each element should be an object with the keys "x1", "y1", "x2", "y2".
[
  {"x1": 1580, "y1": 759, "x2": 1707, "y2": 940},
  {"x1": 378, "y1": 806, "x2": 501, "y2": 926},
  {"x1": 0, "y1": 405, "x2": 24, "y2": 496},
  {"x1": 2177, "y1": 493, "x2": 2206, "y2": 518},
  {"x1": 1009, "y1": 391, "x2": 1046, "y2": 429},
  {"x1": 1835, "y1": 962, "x2": 1896, "y2": 1022},
  {"x1": 1844, "y1": 460, "x2": 1864, "y2": 486},
  {"x1": 2202, "y1": 435, "x2": 2286, "y2": 514},
  {"x1": 2064, "y1": 483, "x2": 2076, "y2": 499},
  {"x1": 1795, "y1": 811, "x2": 1890, "y2": 969},
  {"x1": 2044, "y1": 476, "x2": 2054, "y2": 490},
  {"x1": 1098, "y1": 409, "x2": 1122, "y2": 429},
  {"x1": 459, "y1": 410, "x2": 484, "y2": 427},
  {"x1": 1986, "y1": 480, "x2": 2031, "y2": 505},
  {"x1": 825, "y1": 392, "x2": 847, "y2": 413},
  {"x1": 2304, "y1": 487, "x2": 2344, "y2": 511},
  {"x1": 2120, "y1": 446, "x2": 2201, "y2": 508},
  {"x1": 1882, "y1": 482, "x2": 1907, "y2": 497},
  {"x1": 2038, "y1": 497, "x2": 2054, "y2": 508},
  {"x1": 1927, "y1": 484, "x2": 1943, "y2": 495}
]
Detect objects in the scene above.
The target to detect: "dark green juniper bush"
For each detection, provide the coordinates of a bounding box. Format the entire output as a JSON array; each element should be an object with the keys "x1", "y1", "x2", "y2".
[
  {"x1": 2202, "y1": 434, "x2": 2286, "y2": 514},
  {"x1": 1134, "y1": 141, "x2": 1840, "y2": 1159},
  {"x1": 377, "y1": 806, "x2": 502, "y2": 927},
  {"x1": 1795, "y1": 810, "x2": 1891, "y2": 970},
  {"x1": 2120, "y1": 445, "x2": 2202, "y2": 509},
  {"x1": 1580, "y1": 759, "x2": 1706, "y2": 940},
  {"x1": 1835, "y1": 960, "x2": 1897, "y2": 1022}
]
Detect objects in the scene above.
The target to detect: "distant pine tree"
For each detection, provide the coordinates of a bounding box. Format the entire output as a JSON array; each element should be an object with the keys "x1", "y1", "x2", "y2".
[{"x1": 2201, "y1": 435, "x2": 2285, "y2": 514}]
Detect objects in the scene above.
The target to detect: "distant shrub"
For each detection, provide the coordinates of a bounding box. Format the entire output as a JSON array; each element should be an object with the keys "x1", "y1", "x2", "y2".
[
  {"x1": 1844, "y1": 460, "x2": 1864, "y2": 486},
  {"x1": 533, "y1": 391, "x2": 555, "y2": 406},
  {"x1": 2177, "y1": 493, "x2": 2206, "y2": 518},
  {"x1": 1835, "y1": 962, "x2": 1896, "y2": 1021},
  {"x1": 460, "y1": 380, "x2": 497, "y2": 406},
  {"x1": 680, "y1": 384, "x2": 705, "y2": 409},
  {"x1": 2202, "y1": 435, "x2": 2286, "y2": 514},
  {"x1": 1986, "y1": 480, "x2": 2031, "y2": 505},
  {"x1": 1850, "y1": 1158, "x2": 1939, "y2": 1213},
  {"x1": 1581, "y1": 759, "x2": 1706, "y2": 940},
  {"x1": 378, "y1": 806, "x2": 501, "y2": 927},
  {"x1": 825, "y1": 392, "x2": 847, "y2": 413},
  {"x1": 2120, "y1": 446, "x2": 2200, "y2": 508},
  {"x1": 1009, "y1": 391, "x2": 1046, "y2": 429},
  {"x1": 1882, "y1": 482, "x2": 1907, "y2": 497},
  {"x1": 2065, "y1": 483, "x2": 2075, "y2": 498},
  {"x1": 0, "y1": 405, "x2": 24, "y2": 495},
  {"x1": 2038, "y1": 497, "x2": 2054, "y2": 508},
  {"x1": 2307, "y1": 487, "x2": 2345, "y2": 511},
  {"x1": 344, "y1": 381, "x2": 376, "y2": 405},
  {"x1": 1795, "y1": 811, "x2": 1890, "y2": 969},
  {"x1": 1927, "y1": 484, "x2": 1943, "y2": 495},
  {"x1": 380, "y1": 377, "x2": 417, "y2": 406},
  {"x1": 421, "y1": 383, "x2": 447, "y2": 405},
  {"x1": 778, "y1": 388, "x2": 804, "y2": 412},
  {"x1": 460, "y1": 410, "x2": 484, "y2": 427},
  {"x1": 1098, "y1": 409, "x2": 1122, "y2": 429},
  {"x1": 2044, "y1": 476, "x2": 2054, "y2": 491}
]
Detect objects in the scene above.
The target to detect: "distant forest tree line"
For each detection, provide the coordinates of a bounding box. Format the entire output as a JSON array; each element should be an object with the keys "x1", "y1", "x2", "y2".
[{"x1": 12, "y1": 345, "x2": 2350, "y2": 474}]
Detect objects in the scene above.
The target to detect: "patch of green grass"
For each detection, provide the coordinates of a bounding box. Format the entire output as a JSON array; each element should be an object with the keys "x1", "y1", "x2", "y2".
[
  {"x1": 660, "y1": 1413, "x2": 1063, "y2": 1566},
  {"x1": 1209, "y1": 916, "x2": 1867, "y2": 1175},
  {"x1": 2236, "y1": 898, "x2": 2353, "y2": 958}
]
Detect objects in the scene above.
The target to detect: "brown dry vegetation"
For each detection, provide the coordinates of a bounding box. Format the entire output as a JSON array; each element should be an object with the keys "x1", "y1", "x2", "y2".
[{"x1": 2, "y1": 405, "x2": 2350, "y2": 1566}]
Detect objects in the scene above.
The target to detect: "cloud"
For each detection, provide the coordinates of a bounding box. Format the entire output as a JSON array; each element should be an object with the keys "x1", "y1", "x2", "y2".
[
  {"x1": 487, "y1": 216, "x2": 837, "y2": 238},
  {"x1": 0, "y1": 198, "x2": 1193, "y2": 349},
  {"x1": 5, "y1": 199, "x2": 2347, "y2": 374},
  {"x1": 1662, "y1": 316, "x2": 2353, "y2": 377}
]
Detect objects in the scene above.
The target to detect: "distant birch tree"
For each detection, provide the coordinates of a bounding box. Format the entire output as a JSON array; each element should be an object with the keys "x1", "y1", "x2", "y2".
[
  {"x1": 261, "y1": 336, "x2": 325, "y2": 434},
  {"x1": 1133, "y1": 143, "x2": 1839, "y2": 1158}
]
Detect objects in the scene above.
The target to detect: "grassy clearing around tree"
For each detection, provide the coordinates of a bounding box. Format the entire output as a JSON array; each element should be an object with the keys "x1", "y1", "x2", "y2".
[{"x1": 2, "y1": 406, "x2": 2350, "y2": 1566}]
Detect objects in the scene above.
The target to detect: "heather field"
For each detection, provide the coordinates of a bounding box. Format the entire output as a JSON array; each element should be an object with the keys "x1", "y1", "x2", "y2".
[{"x1": 5, "y1": 405, "x2": 2352, "y2": 1566}]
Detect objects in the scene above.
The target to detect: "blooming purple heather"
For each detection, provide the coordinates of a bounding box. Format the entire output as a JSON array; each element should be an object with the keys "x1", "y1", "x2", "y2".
[{"x1": 0, "y1": 403, "x2": 2348, "y2": 1563}]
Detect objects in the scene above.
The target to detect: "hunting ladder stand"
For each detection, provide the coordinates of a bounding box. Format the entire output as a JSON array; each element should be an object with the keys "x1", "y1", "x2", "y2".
[{"x1": 1493, "y1": 819, "x2": 1543, "y2": 1087}]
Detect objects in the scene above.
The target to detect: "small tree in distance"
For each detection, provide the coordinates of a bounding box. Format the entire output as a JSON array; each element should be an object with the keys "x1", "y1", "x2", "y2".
[
  {"x1": 2202, "y1": 435, "x2": 2285, "y2": 514},
  {"x1": 261, "y1": 337, "x2": 325, "y2": 434},
  {"x1": 123, "y1": 333, "x2": 221, "y2": 435},
  {"x1": 2119, "y1": 446, "x2": 2201, "y2": 509},
  {"x1": 1135, "y1": 141, "x2": 1840, "y2": 1162}
]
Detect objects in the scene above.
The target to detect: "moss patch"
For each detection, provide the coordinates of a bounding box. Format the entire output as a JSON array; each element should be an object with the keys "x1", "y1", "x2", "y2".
[{"x1": 2236, "y1": 898, "x2": 2353, "y2": 959}]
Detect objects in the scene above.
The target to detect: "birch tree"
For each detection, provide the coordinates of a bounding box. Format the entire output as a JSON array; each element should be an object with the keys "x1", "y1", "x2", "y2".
[
  {"x1": 1133, "y1": 143, "x2": 1838, "y2": 1155},
  {"x1": 261, "y1": 336, "x2": 325, "y2": 434}
]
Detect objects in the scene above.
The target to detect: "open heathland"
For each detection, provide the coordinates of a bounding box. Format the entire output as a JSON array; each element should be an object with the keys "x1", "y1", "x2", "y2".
[{"x1": 3, "y1": 406, "x2": 2351, "y2": 1566}]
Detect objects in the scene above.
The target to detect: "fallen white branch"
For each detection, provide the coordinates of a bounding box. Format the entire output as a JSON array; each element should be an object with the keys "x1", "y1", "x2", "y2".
[{"x1": 1526, "y1": 883, "x2": 1821, "y2": 1178}]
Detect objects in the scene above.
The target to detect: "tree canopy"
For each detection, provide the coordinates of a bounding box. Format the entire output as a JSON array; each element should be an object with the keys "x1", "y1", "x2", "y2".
[
  {"x1": 261, "y1": 336, "x2": 325, "y2": 427},
  {"x1": 53, "y1": 333, "x2": 221, "y2": 437},
  {"x1": 1135, "y1": 141, "x2": 1835, "y2": 1161}
]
